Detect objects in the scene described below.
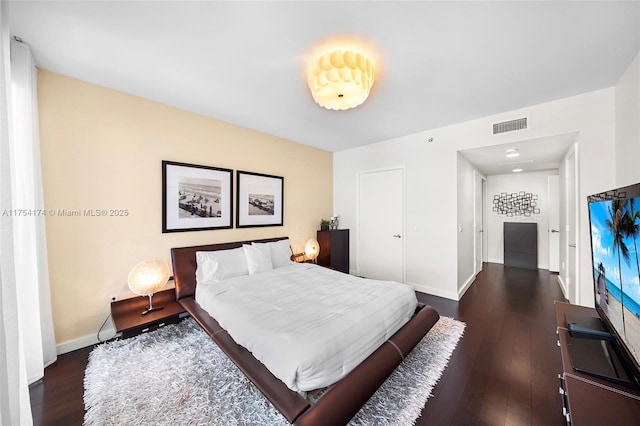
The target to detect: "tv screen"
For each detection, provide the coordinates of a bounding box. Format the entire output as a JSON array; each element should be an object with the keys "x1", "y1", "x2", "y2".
[{"x1": 588, "y1": 183, "x2": 640, "y2": 380}]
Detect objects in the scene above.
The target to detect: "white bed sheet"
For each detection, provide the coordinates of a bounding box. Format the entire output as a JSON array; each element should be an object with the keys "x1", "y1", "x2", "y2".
[{"x1": 195, "y1": 263, "x2": 417, "y2": 392}]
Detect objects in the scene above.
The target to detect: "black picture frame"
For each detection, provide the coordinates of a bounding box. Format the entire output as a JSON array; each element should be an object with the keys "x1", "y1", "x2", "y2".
[
  {"x1": 162, "y1": 160, "x2": 233, "y2": 233},
  {"x1": 236, "y1": 170, "x2": 284, "y2": 228}
]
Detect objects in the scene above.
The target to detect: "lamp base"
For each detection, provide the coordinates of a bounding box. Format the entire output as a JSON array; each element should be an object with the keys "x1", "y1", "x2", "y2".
[
  {"x1": 141, "y1": 305, "x2": 163, "y2": 316},
  {"x1": 141, "y1": 293, "x2": 163, "y2": 316}
]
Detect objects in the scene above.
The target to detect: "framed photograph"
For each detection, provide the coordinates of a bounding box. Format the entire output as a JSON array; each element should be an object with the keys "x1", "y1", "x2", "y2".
[
  {"x1": 162, "y1": 161, "x2": 233, "y2": 233},
  {"x1": 236, "y1": 170, "x2": 284, "y2": 228}
]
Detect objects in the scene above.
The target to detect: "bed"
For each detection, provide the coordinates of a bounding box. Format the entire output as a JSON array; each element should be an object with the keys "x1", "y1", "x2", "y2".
[{"x1": 171, "y1": 236, "x2": 440, "y2": 425}]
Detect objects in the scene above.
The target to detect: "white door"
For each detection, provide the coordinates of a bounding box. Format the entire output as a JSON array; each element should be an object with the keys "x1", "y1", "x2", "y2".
[
  {"x1": 474, "y1": 171, "x2": 485, "y2": 275},
  {"x1": 357, "y1": 168, "x2": 404, "y2": 281},
  {"x1": 566, "y1": 146, "x2": 578, "y2": 303},
  {"x1": 548, "y1": 175, "x2": 560, "y2": 272}
]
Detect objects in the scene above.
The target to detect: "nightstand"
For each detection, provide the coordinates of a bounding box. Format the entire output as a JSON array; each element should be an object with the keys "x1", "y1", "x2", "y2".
[
  {"x1": 110, "y1": 288, "x2": 187, "y2": 339},
  {"x1": 292, "y1": 253, "x2": 317, "y2": 264},
  {"x1": 291, "y1": 253, "x2": 307, "y2": 263}
]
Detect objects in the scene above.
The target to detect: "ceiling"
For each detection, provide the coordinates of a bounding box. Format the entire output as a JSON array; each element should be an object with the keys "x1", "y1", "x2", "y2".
[
  {"x1": 459, "y1": 132, "x2": 578, "y2": 176},
  {"x1": 7, "y1": 1, "x2": 640, "y2": 163}
]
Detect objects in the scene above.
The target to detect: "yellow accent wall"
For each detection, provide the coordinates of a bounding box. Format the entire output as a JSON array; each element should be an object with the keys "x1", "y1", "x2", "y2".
[{"x1": 37, "y1": 70, "x2": 333, "y2": 346}]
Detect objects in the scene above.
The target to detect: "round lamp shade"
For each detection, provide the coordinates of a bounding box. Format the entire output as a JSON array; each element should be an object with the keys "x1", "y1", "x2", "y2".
[
  {"x1": 127, "y1": 259, "x2": 170, "y2": 296},
  {"x1": 304, "y1": 238, "x2": 320, "y2": 260},
  {"x1": 307, "y1": 48, "x2": 375, "y2": 110}
]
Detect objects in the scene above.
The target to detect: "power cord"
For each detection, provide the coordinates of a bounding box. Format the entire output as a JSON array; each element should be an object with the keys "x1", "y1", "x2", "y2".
[{"x1": 96, "y1": 313, "x2": 118, "y2": 343}]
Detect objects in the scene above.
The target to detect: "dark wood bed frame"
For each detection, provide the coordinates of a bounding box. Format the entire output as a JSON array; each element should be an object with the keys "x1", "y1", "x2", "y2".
[{"x1": 171, "y1": 236, "x2": 440, "y2": 425}]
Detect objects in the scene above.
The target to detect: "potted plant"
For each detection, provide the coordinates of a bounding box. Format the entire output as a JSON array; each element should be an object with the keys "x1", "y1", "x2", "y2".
[{"x1": 320, "y1": 219, "x2": 331, "y2": 231}]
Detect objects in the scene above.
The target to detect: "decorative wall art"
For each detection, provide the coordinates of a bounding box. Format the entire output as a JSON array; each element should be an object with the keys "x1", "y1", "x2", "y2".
[
  {"x1": 492, "y1": 191, "x2": 540, "y2": 217},
  {"x1": 162, "y1": 161, "x2": 233, "y2": 233},
  {"x1": 236, "y1": 170, "x2": 284, "y2": 228}
]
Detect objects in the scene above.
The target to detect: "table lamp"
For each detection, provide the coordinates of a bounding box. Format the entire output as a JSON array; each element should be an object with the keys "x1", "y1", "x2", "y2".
[
  {"x1": 127, "y1": 259, "x2": 170, "y2": 315},
  {"x1": 304, "y1": 238, "x2": 320, "y2": 263}
]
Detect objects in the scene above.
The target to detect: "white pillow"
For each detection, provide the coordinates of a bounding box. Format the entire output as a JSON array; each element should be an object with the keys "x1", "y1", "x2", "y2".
[
  {"x1": 253, "y1": 239, "x2": 294, "y2": 269},
  {"x1": 243, "y1": 243, "x2": 273, "y2": 275},
  {"x1": 195, "y1": 247, "x2": 249, "y2": 284}
]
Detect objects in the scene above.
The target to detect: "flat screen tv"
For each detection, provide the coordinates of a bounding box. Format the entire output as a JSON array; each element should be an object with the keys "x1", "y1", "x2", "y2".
[{"x1": 586, "y1": 182, "x2": 640, "y2": 387}]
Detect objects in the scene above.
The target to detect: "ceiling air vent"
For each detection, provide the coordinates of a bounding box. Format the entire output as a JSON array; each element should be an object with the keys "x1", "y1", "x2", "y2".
[{"x1": 493, "y1": 117, "x2": 527, "y2": 135}]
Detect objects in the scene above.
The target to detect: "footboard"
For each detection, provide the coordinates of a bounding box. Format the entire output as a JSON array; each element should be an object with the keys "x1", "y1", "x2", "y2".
[{"x1": 294, "y1": 304, "x2": 439, "y2": 425}]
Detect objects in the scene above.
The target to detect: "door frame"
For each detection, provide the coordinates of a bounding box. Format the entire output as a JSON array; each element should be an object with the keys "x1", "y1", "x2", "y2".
[
  {"x1": 548, "y1": 175, "x2": 560, "y2": 272},
  {"x1": 564, "y1": 143, "x2": 579, "y2": 304},
  {"x1": 473, "y1": 170, "x2": 486, "y2": 275},
  {"x1": 356, "y1": 166, "x2": 406, "y2": 282}
]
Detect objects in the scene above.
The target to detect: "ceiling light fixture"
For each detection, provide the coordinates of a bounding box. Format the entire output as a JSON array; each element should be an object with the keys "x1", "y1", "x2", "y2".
[
  {"x1": 307, "y1": 47, "x2": 375, "y2": 110},
  {"x1": 512, "y1": 168, "x2": 523, "y2": 173},
  {"x1": 505, "y1": 149, "x2": 520, "y2": 158}
]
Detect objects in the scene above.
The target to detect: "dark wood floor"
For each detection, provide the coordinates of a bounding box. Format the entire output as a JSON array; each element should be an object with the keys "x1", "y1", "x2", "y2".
[
  {"x1": 30, "y1": 262, "x2": 567, "y2": 425},
  {"x1": 415, "y1": 263, "x2": 566, "y2": 425}
]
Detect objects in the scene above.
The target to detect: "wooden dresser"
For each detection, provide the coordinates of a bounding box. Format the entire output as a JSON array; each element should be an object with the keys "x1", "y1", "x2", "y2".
[
  {"x1": 555, "y1": 301, "x2": 640, "y2": 424},
  {"x1": 317, "y1": 229, "x2": 349, "y2": 274}
]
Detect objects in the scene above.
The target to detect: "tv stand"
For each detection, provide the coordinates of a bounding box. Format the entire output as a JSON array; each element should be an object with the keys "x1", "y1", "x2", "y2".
[{"x1": 555, "y1": 302, "x2": 640, "y2": 424}]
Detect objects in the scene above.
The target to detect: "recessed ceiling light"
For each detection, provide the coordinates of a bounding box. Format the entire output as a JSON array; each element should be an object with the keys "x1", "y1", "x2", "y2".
[
  {"x1": 505, "y1": 149, "x2": 520, "y2": 158},
  {"x1": 512, "y1": 168, "x2": 523, "y2": 173}
]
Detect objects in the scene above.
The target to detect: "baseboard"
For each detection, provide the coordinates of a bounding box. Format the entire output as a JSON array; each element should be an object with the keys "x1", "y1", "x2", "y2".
[
  {"x1": 557, "y1": 274, "x2": 568, "y2": 300},
  {"x1": 56, "y1": 325, "x2": 120, "y2": 355},
  {"x1": 457, "y1": 273, "x2": 476, "y2": 300},
  {"x1": 409, "y1": 271, "x2": 476, "y2": 301},
  {"x1": 409, "y1": 282, "x2": 459, "y2": 301}
]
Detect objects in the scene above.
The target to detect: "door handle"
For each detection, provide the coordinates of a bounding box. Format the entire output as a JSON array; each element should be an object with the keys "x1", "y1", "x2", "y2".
[
  {"x1": 478, "y1": 230, "x2": 484, "y2": 233},
  {"x1": 551, "y1": 229, "x2": 559, "y2": 233},
  {"x1": 569, "y1": 244, "x2": 576, "y2": 248},
  {"x1": 393, "y1": 234, "x2": 402, "y2": 238}
]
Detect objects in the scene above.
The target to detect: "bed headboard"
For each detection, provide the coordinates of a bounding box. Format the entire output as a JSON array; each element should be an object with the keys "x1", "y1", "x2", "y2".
[{"x1": 171, "y1": 236, "x2": 289, "y2": 300}]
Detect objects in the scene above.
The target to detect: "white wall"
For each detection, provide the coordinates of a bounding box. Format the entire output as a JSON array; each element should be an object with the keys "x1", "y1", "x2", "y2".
[
  {"x1": 486, "y1": 170, "x2": 558, "y2": 269},
  {"x1": 334, "y1": 88, "x2": 615, "y2": 303},
  {"x1": 334, "y1": 138, "x2": 459, "y2": 300},
  {"x1": 616, "y1": 52, "x2": 640, "y2": 187}
]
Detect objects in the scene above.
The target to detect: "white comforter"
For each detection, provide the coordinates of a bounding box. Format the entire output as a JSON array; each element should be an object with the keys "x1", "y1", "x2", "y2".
[{"x1": 195, "y1": 263, "x2": 417, "y2": 392}]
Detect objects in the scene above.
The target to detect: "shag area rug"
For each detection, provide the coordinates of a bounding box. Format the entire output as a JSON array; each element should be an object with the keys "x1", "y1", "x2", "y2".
[{"x1": 84, "y1": 316, "x2": 465, "y2": 426}]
